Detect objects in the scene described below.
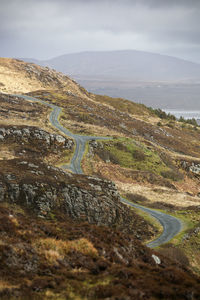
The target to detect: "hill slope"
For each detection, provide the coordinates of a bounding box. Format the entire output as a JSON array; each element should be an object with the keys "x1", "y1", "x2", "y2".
[
  {"x1": 0, "y1": 58, "x2": 87, "y2": 97},
  {"x1": 1, "y1": 59, "x2": 200, "y2": 298}
]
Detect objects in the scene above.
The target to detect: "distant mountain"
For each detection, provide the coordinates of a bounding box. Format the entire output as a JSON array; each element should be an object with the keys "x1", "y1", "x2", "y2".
[
  {"x1": 23, "y1": 50, "x2": 200, "y2": 109},
  {"x1": 24, "y1": 50, "x2": 200, "y2": 81}
]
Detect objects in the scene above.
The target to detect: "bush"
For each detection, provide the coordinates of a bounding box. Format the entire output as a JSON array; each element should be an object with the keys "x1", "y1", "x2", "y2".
[
  {"x1": 126, "y1": 193, "x2": 149, "y2": 204},
  {"x1": 161, "y1": 169, "x2": 184, "y2": 181},
  {"x1": 159, "y1": 245, "x2": 189, "y2": 267},
  {"x1": 115, "y1": 142, "x2": 128, "y2": 152},
  {"x1": 132, "y1": 149, "x2": 146, "y2": 161},
  {"x1": 96, "y1": 149, "x2": 120, "y2": 164},
  {"x1": 166, "y1": 121, "x2": 175, "y2": 128},
  {"x1": 179, "y1": 116, "x2": 198, "y2": 127},
  {"x1": 150, "y1": 108, "x2": 176, "y2": 120}
]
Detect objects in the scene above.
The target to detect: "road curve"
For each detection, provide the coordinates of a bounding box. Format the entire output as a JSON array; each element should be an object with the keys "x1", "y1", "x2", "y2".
[
  {"x1": 16, "y1": 94, "x2": 110, "y2": 174},
  {"x1": 121, "y1": 198, "x2": 182, "y2": 248},
  {"x1": 16, "y1": 94, "x2": 182, "y2": 248}
]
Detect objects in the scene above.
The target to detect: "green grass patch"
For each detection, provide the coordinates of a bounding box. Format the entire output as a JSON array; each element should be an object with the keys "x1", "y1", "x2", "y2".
[
  {"x1": 99, "y1": 138, "x2": 172, "y2": 178},
  {"x1": 55, "y1": 149, "x2": 74, "y2": 167},
  {"x1": 94, "y1": 94, "x2": 153, "y2": 117}
]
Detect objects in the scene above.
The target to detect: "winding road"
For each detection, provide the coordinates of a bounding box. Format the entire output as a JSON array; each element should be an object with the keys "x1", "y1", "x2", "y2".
[
  {"x1": 121, "y1": 198, "x2": 182, "y2": 247},
  {"x1": 16, "y1": 94, "x2": 182, "y2": 248},
  {"x1": 17, "y1": 94, "x2": 110, "y2": 173}
]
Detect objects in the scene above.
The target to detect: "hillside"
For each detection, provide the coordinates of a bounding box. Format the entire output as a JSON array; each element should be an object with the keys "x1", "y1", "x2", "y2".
[
  {"x1": 1, "y1": 58, "x2": 200, "y2": 298},
  {"x1": 0, "y1": 58, "x2": 88, "y2": 97}
]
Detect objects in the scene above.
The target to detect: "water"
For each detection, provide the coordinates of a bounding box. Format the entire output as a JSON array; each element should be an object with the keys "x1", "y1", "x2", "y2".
[
  {"x1": 162, "y1": 109, "x2": 200, "y2": 125},
  {"x1": 163, "y1": 109, "x2": 200, "y2": 120},
  {"x1": 79, "y1": 81, "x2": 200, "y2": 110}
]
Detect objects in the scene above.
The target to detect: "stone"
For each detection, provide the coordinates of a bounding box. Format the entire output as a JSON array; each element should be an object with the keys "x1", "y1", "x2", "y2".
[
  {"x1": 152, "y1": 254, "x2": 161, "y2": 264},
  {"x1": 6, "y1": 174, "x2": 16, "y2": 181},
  {"x1": 0, "y1": 185, "x2": 5, "y2": 202},
  {"x1": 55, "y1": 135, "x2": 66, "y2": 143},
  {"x1": 8, "y1": 184, "x2": 20, "y2": 202},
  {"x1": 28, "y1": 163, "x2": 39, "y2": 169}
]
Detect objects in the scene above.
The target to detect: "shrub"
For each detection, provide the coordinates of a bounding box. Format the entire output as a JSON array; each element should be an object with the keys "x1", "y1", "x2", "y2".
[
  {"x1": 150, "y1": 108, "x2": 176, "y2": 120},
  {"x1": 132, "y1": 149, "x2": 146, "y2": 161},
  {"x1": 33, "y1": 237, "x2": 98, "y2": 264},
  {"x1": 115, "y1": 142, "x2": 128, "y2": 152},
  {"x1": 159, "y1": 245, "x2": 189, "y2": 267},
  {"x1": 126, "y1": 193, "x2": 149, "y2": 204},
  {"x1": 96, "y1": 149, "x2": 120, "y2": 164},
  {"x1": 161, "y1": 169, "x2": 184, "y2": 181},
  {"x1": 166, "y1": 121, "x2": 175, "y2": 128},
  {"x1": 179, "y1": 116, "x2": 198, "y2": 127}
]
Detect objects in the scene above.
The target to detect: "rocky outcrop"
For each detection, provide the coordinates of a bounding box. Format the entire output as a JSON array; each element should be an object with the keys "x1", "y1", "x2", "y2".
[
  {"x1": 0, "y1": 171, "x2": 137, "y2": 234},
  {"x1": 180, "y1": 160, "x2": 200, "y2": 176},
  {"x1": 0, "y1": 126, "x2": 73, "y2": 152}
]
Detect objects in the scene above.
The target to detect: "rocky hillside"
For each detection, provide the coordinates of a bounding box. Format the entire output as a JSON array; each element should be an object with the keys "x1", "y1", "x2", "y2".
[
  {"x1": 1, "y1": 60, "x2": 200, "y2": 298},
  {"x1": 28, "y1": 86, "x2": 200, "y2": 275},
  {"x1": 0, "y1": 58, "x2": 88, "y2": 97},
  {"x1": 1, "y1": 200, "x2": 200, "y2": 300}
]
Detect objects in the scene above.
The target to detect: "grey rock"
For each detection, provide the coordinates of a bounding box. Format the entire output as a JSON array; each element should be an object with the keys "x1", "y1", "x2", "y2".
[
  {"x1": 28, "y1": 163, "x2": 39, "y2": 169},
  {"x1": 152, "y1": 254, "x2": 161, "y2": 264},
  {"x1": 55, "y1": 135, "x2": 66, "y2": 143},
  {"x1": 0, "y1": 185, "x2": 5, "y2": 202},
  {"x1": 13, "y1": 130, "x2": 22, "y2": 136},
  {"x1": 8, "y1": 184, "x2": 20, "y2": 202},
  {"x1": 22, "y1": 128, "x2": 30, "y2": 136},
  {"x1": 0, "y1": 128, "x2": 6, "y2": 136},
  {"x1": 6, "y1": 174, "x2": 16, "y2": 181}
]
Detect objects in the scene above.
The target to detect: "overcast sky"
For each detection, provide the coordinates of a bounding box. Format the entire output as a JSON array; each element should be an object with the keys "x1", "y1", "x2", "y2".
[{"x1": 1, "y1": 0, "x2": 200, "y2": 63}]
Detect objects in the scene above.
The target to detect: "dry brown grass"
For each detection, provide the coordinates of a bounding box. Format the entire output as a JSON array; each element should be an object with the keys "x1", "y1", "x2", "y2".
[
  {"x1": 0, "y1": 148, "x2": 16, "y2": 160},
  {"x1": 0, "y1": 58, "x2": 88, "y2": 98},
  {"x1": 0, "y1": 280, "x2": 19, "y2": 292},
  {"x1": 33, "y1": 237, "x2": 98, "y2": 264},
  {"x1": 0, "y1": 93, "x2": 59, "y2": 135},
  {"x1": 117, "y1": 182, "x2": 200, "y2": 208},
  {"x1": 60, "y1": 118, "x2": 124, "y2": 137}
]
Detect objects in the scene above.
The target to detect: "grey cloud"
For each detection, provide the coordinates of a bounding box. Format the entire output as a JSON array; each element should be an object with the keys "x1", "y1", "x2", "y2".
[{"x1": 1, "y1": 0, "x2": 200, "y2": 62}]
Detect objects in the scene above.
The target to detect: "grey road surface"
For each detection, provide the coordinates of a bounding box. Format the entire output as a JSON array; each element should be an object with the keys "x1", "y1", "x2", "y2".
[
  {"x1": 16, "y1": 94, "x2": 182, "y2": 247},
  {"x1": 16, "y1": 94, "x2": 110, "y2": 174},
  {"x1": 121, "y1": 198, "x2": 182, "y2": 248}
]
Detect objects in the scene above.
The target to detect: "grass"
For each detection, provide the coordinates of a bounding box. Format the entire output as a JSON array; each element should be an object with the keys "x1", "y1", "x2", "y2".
[
  {"x1": 97, "y1": 138, "x2": 174, "y2": 179},
  {"x1": 168, "y1": 210, "x2": 199, "y2": 245},
  {"x1": 33, "y1": 237, "x2": 98, "y2": 264},
  {"x1": 94, "y1": 94, "x2": 154, "y2": 117},
  {"x1": 0, "y1": 280, "x2": 19, "y2": 292},
  {"x1": 152, "y1": 208, "x2": 200, "y2": 274},
  {"x1": 55, "y1": 149, "x2": 74, "y2": 167}
]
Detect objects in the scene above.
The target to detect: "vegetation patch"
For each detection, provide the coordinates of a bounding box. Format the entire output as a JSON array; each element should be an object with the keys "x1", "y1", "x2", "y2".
[
  {"x1": 33, "y1": 237, "x2": 98, "y2": 264},
  {"x1": 94, "y1": 94, "x2": 153, "y2": 117},
  {"x1": 95, "y1": 138, "x2": 181, "y2": 180}
]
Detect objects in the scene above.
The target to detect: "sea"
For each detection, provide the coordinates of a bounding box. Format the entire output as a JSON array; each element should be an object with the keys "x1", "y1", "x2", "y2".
[{"x1": 163, "y1": 110, "x2": 200, "y2": 124}]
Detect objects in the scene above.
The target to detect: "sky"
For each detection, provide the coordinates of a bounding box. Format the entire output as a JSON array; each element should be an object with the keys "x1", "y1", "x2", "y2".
[{"x1": 1, "y1": 0, "x2": 200, "y2": 63}]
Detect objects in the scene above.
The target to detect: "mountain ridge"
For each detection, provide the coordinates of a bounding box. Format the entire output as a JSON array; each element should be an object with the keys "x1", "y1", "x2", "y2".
[
  {"x1": 21, "y1": 50, "x2": 200, "y2": 109},
  {"x1": 22, "y1": 49, "x2": 200, "y2": 81}
]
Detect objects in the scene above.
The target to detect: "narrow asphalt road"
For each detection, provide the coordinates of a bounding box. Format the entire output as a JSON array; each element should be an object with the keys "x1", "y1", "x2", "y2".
[
  {"x1": 121, "y1": 198, "x2": 182, "y2": 248},
  {"x1": 16, "y1": 94, "x2": 110, "y2": 174},
  {"x1": 16, "y1": 94, "x2": 182, "y2": 248}
]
